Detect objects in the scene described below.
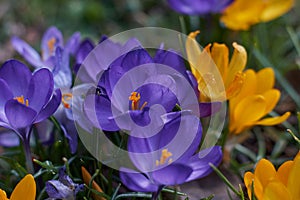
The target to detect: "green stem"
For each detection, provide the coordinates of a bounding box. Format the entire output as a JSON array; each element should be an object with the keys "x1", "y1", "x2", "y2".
[{"x1": 23, "y1": 137, "x2": 34, "y2": 174}]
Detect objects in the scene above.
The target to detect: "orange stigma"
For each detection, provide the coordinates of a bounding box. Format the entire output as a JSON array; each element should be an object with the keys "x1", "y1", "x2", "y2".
[
  {"x1": 155, "y1": 149, "x2": 173, "y2": 166},
  {"x1": 14, "y1": 95, "x2": 29, "y2": 106},
  {"x1": 47, "y1": 37, "x2": 56, "y2": 54},
  {"x1": 129, "y1": 92, "x2": 147, "y2": 110},
  {"x1": 62, "y1": 93, "x2": 73, "y2": 109}
]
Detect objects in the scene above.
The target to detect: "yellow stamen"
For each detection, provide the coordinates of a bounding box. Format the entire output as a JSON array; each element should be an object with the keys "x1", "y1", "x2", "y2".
[
  {"x1": 14, "y1": 95, "x2": 29, "y2": 106},
  {"x1": 47, "y1": 37, "x2": 56, "y2": 54},
  {"x1": 129, "y1": 92, "x2": 148, "y2": 110},
  {"x1": 156, "y1": 149, "x2": 173, "y2": 166},
  {"x1": 62, "y1": 93, "x2": 73, "y2": 109}
]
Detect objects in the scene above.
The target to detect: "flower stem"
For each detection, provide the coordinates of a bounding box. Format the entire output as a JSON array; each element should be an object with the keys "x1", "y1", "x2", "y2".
[{"x1": 23, "y1": 138, "x2": 34, "y2": 174}]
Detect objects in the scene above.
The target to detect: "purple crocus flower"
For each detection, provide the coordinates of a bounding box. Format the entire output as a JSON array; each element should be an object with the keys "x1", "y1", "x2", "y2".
[
  {"x1": 0, "y1": 59, "x2": 61, "y2": 172},
  {"x1": 84, "y1": 47, "x2": 220, "y2": 133},
  {"x1": 12, "y1": 26, "x2": 81, "y2": 153},
  {"x1": 46, "y1": 167, "x2": 84, "y2": 200},
  {"x1": 167, "y1": 0, "x2": 233, "y2": 15},
  {"x1": 119, "y1": 111, "x2": 222, "y2": 197}
]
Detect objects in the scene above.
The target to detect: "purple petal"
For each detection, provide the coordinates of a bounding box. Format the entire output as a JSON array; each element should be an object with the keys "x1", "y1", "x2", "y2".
[
  {"x1": 34, "y1": 120, "x2": 54, "y2": 145},
  {"x1": 0, "y1": 129, "x2": 20, "y2": 147},
  {"x1": 91, "y1": 94, "x2": 119, "y2": 131},
  {"x1": 0, "y1": 79, "x2": 13, "y2": 121},
  {"x1": 119, "y1": 168, "x2": 159, "y2": 192},
  {"x1": 46, "y1": 180, "x2": 73, "y2": 198},
  {"x1": 41, "y1": 26, "x2": 63, "y2": 61},
  {"x1": 185, "y1": 146, "x2": 222, "y2": 182},
  {"x1": 60, "y1": 121, "x2": 78, "y2": 154},
  {"x1": 27, "y1": 68, "x2": 54, "y2": 112},
  {"x1": 0, "y1": 60, "x2": 32, "y2": 97},
  {"x1": 5, "y1": 99, "x2": 37, "y2": 130},
  {"x1": 11, "y1": 37, "x2": 43, "y2": 67},
  {"x1": 152, "y1": 164, "x2": 193, "y2": 185},
  {"x1": 74, "y1": 39, "x2": 94, "y2": 74},
  {"x1": 199, "y1": 101, "x2": 222, "y2": 117},
  {"x1": 65, "y1": 32, "x2": 81, "y2": 55},
  {"x1": 35, "y1": 89, "x2": 61, "y2": 123}
]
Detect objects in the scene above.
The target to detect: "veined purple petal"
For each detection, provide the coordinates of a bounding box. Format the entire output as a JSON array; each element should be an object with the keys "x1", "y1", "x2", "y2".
[
  {"x1": 41, "y1": 26, "x2": 63, "y2": 61},
  {"x1": 119, "y1": 168, "x2": 159, "y2": 192},
  {"x1": 11, "y1": 36, "x2": 43, "y2": 68},
  {"x1": 5, "y1": 99, "x2": 37, "y2": 130},
  {"x1": 46, "y1": 180, "x2": 73, "y2": 198},
  {"x1": 27, "y1": 68, "x2": 54, "y2": 112},
  {"x1": 185, "y1": 146, "x2": 222, "y2": 182},
  {"x1": 35, "y1": 89, "x2": 61, "y2": 123},
  {"x1": 0, "y1": 60, "x2": 32, "y2": 97},
  {"x1": 152, "y1": 164, "x2": 193, "y2": 185}
]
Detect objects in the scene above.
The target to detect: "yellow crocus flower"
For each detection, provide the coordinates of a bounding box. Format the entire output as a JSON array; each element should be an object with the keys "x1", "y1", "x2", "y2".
[
  {"x1": 244, "y1": 152, "x2": 300, "y2": 200},
  {"x1": 229, "y1": 67, "x2": 291, "y2": 134},
  {"x1": 186, "y1": 31, "x2": 247, "y2": 101},
  {"x1": 221, "y1": 0, "x2": 295, "y2": 30},
  {"x1": 0, "y1": 174, "x2": 36, "y2": 200}
]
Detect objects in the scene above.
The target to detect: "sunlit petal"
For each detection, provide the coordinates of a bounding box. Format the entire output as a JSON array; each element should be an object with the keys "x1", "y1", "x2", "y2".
[{"x1": 10, "y1": 174, "x2": 36, "y2": 200}]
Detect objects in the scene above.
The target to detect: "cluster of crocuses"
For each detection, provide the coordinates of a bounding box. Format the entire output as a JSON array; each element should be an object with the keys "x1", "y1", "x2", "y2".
[{"x1": 0, "y1": 11, "x2": 295, "y2": 199}]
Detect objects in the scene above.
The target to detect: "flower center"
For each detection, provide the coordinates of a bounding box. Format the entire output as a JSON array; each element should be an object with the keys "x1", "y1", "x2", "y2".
[
  {"x1": 129, "y1": 92, "x2": 147, "y2": 110},
  {"x1": 14, "y1": 95, "x2": 29, "y2": 107},
  {"x1": 62, "y1": 93, "x2": 73, "y2": 109},
  {"x1": 156, "y1": 149, "x2": 173, "y2": 166},
  {"x1": 47, "y1": 37, "x2": 56, "y2": 54}
]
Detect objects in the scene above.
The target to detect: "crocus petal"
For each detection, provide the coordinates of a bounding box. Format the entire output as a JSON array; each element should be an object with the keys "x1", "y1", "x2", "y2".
[
  {"x1": 46, "y1": 180, "x2": 73, "y2": 198},
  {"x1": 41, "y1": 26, "x2": 63, "y2": 60},
  {"x1": 152, "y1": 164, "x2": 193, "y2": 185},
  {"x1": 11, "y1": 37, "x2": 43, "y2": 68},
  {"x1": 0, "y1": 190, "x2": 7, "y2": 199},
  {"x1": 0, "y1": 129, "x2": 20, "y2": 147},
  {"x1": 5, "y1": 99, "x2": 37, "y2": 130},
  {"x1": 199, "y1": 102, "x2": 222, "y2": 117},
  {"x1": 287, "y1": 154, "x2": 300, "y2": 199},
  {"x1": 225, "y1": 42, "x2": 247, "y2": 87},
  {"x1": 263, "y1": 181, "x2": 291, "y2": 200},
  {"x1": 244, "y1": 172, "x2": 254, "y2": 200},
  {"x1": 10, "y1": 174, "x2": 36, "y2": 200},
  {"x1": 27, "y1": 68, "x2": 54, "y2": 112},
  {"x1": 276, "y1": 160, "x2": 293, "y2": 186},
  {"x1": 65, "y1": 32, "x2": 81, "y2": 55},
  {"x1": 185, "y1": 146, "x2": 222, "y2": 182},
  {"x1": 255, "y1": 112, "x2": 291, "y2": 126},
  {"x1": 256, "y1": 68, "x2": 275, "y2": 94},
  {"x1": 0, "y1": 79, "x2": 13, "y2": 121},
  {"x1": 254, "y1": 159, "x2": 277, "y2": 199},
  {"x1": 261, "y1": 89, "x2": 280, "y2": 114},
  {"x1": 119, "y1": 168, "x2": 159, "y2": 192},
  {"x1": 230, "y1": 95, "x2": 266, "y2": 134},
  {"x1": 210, "y1": 43, "x2": 229, "y2": 81},
  {"x1": 0, "y1": 60, "x2": 32, "y2": 97},
  {"x1": 35, "y1": 89, "x2": 62, "y2": 123},
  {"x1": 260, "y1": 0, "x2": 294, "y2": 22}
]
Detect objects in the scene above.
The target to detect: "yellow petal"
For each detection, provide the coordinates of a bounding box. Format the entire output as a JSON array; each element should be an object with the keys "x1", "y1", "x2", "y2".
[
  {"x1": 276, "y1": 160, "x2": 293, "y2": 186},
  {"x1": 255, "y1": 112, "x2": 291, "y2": 126},
  {"x1": 81, "y1": 167, "x2": 106, "y2": 200},
  {"x1": 210, "y1": 43, "x2": 229, "y2": 81},
  {"x1": 263, "y1": 181, "x2": 291, "y2": 200},
  {"x1": 10, "y1": 174, "x2": 36, "y2": 200},
  {"x1": 225, "y1": 42, "x2": 247, "y2": 88},
  {"x1": 261, "y1": 89, "x2": 280, "y2": 114},
  {"x1": 220, "y1": 0, "x2": 265, "y2": 30},
  {"x1": 260, "y1": 0, "x2": 295, "y2": 22},
  {"x1": 0, "y1": 190, "x2": 8, "y2": 200},
  {"x1": 287, "y1": 154, "x2": 300, "y2": 199},
  {"x1": 186, "y1": 31, "x2": 202, "y2": 80},
  {"x1": 230, "y1": 95, "x2": 266, "y2": 134},
  {"x1": 256, "y1": 68, "x2": 275, "y2": 94},
  {"x1": 254, "y1": 159, "x2": 277, "y2": 199},
  {"x1": 226, "y1": 71, "x2": 245, "y2": 99},
  {"x1": 244, "y1": 172, "x2": 254, "y2": 200}
]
